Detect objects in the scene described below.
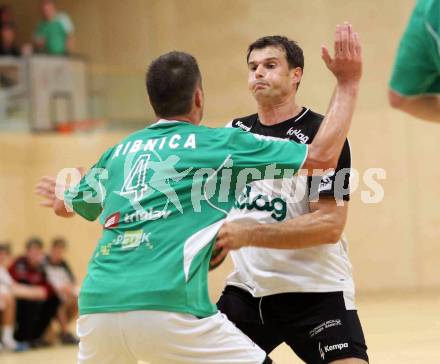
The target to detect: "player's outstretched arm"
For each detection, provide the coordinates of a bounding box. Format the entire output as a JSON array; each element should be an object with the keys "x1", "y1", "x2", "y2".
[
  {"x1": 303, "y1": 22, "x2": 362, "y2": 173},
  {"x1": 211, "y1": 199, "x2": 347, "y2": 257},
  {"x1": 35, "y1": 174, "x2": 76, "y2": 218},
  {"x1": 389, "y1": 90, "x2": 440, "y2": 122}
]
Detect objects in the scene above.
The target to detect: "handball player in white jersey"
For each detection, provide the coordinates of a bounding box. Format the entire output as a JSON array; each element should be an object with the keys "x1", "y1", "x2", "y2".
[{"x1": 214, "y1": 23, "x2": 368, "y2": 364}]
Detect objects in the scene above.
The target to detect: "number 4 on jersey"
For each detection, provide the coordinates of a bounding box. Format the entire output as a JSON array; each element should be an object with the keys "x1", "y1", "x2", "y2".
[{"x1": 120, "y1": 154, "x2": 151, "y2": 201}]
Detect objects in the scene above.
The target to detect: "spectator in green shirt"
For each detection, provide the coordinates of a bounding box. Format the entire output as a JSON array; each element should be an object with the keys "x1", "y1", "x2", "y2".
[{"x1": 34, "y1": 0, "x2": 74, "y2": 55}]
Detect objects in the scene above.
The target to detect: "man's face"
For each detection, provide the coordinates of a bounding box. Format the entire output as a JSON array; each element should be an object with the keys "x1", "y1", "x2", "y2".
[
  {"x1": 0, "y1": 249, "x2": 10, "y2": 267},
  {"x1": 41, "y1": 1, "x2": 56, "y2": 20},
  {"x1": 51, "y1": 245, "x2": 65, "y2": 263},
  {"x1": 26, "y1": 245, "x2": 44, "y2": 266},
  {"x1": 1, "y1": 27, "x2": 14, "y2": 46},
  {"x1": 247, "y1": 46, "x2": 300, "y2": 104}
]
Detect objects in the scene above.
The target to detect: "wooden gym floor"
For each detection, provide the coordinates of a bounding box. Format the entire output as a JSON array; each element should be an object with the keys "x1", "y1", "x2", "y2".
[{"x1": 2, "y1": 292, "x2": 439, "y2": 364}]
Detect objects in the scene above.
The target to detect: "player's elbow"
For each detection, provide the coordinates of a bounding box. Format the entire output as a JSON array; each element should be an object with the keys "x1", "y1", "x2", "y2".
[
  {"x1": 319, "y1": 211, "x2": 346, "y2": 244},
  {"x1": 54, "y1": 199, "x2": 74, "y2": 218},
  {"x1": 303, "y1": 151, "x2": 338, "y2": 174},
  {"x1": 325, "y1": 225, "x2": 344, "y2": 244},
  {"x1": 388, "y1": 89, "x2": 407, "y2": 110}
]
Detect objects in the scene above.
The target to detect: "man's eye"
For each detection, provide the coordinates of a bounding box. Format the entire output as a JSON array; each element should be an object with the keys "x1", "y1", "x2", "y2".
[
  {"x1": 250, "y1": 66, "x2": 257, "y2": 71},
  {"x1": 267, "y1": 63, "x2": 276, "y2": 69}
]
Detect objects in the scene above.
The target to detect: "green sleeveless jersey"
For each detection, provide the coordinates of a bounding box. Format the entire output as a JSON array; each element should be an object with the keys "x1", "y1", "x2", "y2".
[{"x1": 65, "y1": 120, "x2": 307, "y2": 317}]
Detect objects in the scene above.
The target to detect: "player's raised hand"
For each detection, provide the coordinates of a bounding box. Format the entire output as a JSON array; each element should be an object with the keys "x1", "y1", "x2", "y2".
[
  {"x1": 35, "y1": 175, "x2": 58, "y2": 208},
  {"x1": 35, "y1": 167, "x2": 83, "y2": 217},
  {"x1": 321, "y1": 22, "x2": 362, "y2": 85}
]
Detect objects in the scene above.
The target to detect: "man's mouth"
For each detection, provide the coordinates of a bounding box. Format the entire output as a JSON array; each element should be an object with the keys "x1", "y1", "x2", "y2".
[{"x1": 253, "y1": 82, "x2": 269, "y2": 90}]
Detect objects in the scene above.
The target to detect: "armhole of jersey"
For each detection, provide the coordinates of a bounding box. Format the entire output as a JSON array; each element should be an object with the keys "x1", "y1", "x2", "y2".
[
  {"x1": 298, "y1": 144, "x2": 309, "y2": 173},
  {"x1": 347, "y1": 138, "x2": 352, "y2": 164}
]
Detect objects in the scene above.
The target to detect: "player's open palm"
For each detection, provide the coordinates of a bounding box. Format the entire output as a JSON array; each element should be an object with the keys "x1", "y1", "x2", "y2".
[
  {"x1": 322, "y1": 22, "x2": 362, "y2": 84},
  {"x1": 35, "y1": 175, "x2": 59, "y2": 209}
]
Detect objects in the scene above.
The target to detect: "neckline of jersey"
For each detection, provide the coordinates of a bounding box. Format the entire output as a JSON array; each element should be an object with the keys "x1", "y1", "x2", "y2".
[
  {"x1": 149, "y1": 119, "x2": 193, "y2": 128},
  {"x1": 256, "y1": 107, "x2": 310, "y2": 128}
]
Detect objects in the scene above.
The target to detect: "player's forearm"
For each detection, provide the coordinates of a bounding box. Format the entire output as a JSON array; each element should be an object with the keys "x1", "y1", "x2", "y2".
[
  {"x1": 54, "y1": 198, "x2": 75, "y2": 218},
  {"x1": 391, "y1": 93, "x2": 440, "y2": 122},
  {"x1": 306, "y1": 82, "x2": 359, "y2": 170},
  {"x1": 248, "y1": 211, "x2": 344, "y2": 249}
]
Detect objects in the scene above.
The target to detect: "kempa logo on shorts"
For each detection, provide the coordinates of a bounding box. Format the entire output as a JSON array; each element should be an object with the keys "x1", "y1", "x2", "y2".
[
  {"x1": 234, "y1": 185, "x2": 287, "y2": 221},
  {"x1": 319, "y1": 342, "x2": 349, "y2": 359}
]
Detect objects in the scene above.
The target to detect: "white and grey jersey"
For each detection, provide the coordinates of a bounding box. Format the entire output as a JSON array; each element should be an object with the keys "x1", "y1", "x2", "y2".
[{"x1": 225, "y1": 108, "x2": 356, "y2": 308}]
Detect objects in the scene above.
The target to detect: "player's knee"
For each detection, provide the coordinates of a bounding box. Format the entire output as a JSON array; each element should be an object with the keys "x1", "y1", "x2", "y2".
[{"x1": 388, "y1": 89, "x2": 406, "y2": 109}]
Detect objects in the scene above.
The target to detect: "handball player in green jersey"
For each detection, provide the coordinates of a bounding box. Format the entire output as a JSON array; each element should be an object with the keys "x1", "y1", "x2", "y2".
[
  {"x1": 389, "y1": 0, "x2": 440, "y2": 121},
  {"x1": 36, "y1": 28, "x2": 361, "y2": 364}
]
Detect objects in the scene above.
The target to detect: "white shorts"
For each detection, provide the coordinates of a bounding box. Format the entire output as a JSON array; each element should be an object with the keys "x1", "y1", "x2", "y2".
[{"x1": 77, "y1": 310, "x2": 268, "y2": 364}]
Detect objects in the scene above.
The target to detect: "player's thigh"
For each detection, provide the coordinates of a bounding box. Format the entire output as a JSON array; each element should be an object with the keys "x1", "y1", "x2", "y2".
[
  {"x1": 125, "y1": 310, "x2": 269, "y2": 364},
  {"x1": 217, "y1": 285, "x2": 284, "y2": 353},
  {"x1": 281, "y1": 293, "x2": 368, "y2": 364},
  {"x1": 76, "y1": 313, "x2": 137, "y2": 364},
  {"x1": 329, "y1": 359, "x2": 368, "y2": 364}
]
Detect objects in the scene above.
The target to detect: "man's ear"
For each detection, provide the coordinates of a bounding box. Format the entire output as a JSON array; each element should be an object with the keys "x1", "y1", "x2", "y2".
[
  {"x1": 291, "y1": 67, "x2": 303, "y2": 88},
  {"x1": 194, "y1": 86, "x2": 203, "y2": 108}
]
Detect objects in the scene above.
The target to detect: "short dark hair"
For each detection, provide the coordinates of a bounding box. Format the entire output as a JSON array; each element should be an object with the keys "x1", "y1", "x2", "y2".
[
  {"x1": 0, "y1": 242, "x2": 11, "y2": 254},
  {"x1": 146, "y1": 51, "x2": 202, "y2": 118},
  {"x1": 247, "y1": 35, "x2": 304, "y2": 71},
  {"x1": 26, "y1": 237, "x2": 43, "y2": 250},
  {"x1": 52, "y1": 237, "x2": 67, "y2": 249}
]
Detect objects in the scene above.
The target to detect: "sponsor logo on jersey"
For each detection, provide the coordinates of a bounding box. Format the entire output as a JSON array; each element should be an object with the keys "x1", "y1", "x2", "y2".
[
  {"x1": 234, "y1": 185, "x2": 287, "y2": 221},
  {"x1": 124, "y1": 208, "x2": 172, "y2": 223},
  {"x1": 104, "y1": 212, "x2": 120, "y2": 229},
  {"x1": 286, "y1": 128, "x2": 309, "y2": 143},
  {"x1": 119, "y1": 230, "x2": 152, "y2": 250},
  {"x1": 318, "y1": 171, "x2": 335, "y2": 192},
  {"x1": 235, "y1": 120, "x2": 251, "y2": 132}
]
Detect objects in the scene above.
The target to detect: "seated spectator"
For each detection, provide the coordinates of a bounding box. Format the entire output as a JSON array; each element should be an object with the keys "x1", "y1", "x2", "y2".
[
  {"x1": 34, "y1": 0, "x2": 74, "y2": 55},
  {"x1": 0, "y1": 24, "x2": 20, "y2": 56},
  {"x1": 0, "y1": 242, "x2": 46, "y2": 351},
  {"x1": 44, "y1": 237, "x2": 78, "y2": 344},
  {"x1": 0, "y1": 5, "x2": 14, "y2": 28},
  {"x1": 8, "y1": 237, "x2": 59, "y2": 347},
  {"x1": 0, "y1": 242, "x2": 16, "y2": 351}
]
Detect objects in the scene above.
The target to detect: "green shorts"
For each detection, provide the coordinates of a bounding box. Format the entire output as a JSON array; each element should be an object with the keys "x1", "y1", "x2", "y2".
[{"x1": 390, "y1": 0, "x2": 440, "y2": 96}]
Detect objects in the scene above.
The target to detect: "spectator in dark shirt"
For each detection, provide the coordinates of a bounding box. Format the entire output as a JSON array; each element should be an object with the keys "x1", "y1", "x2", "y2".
[
  {"x1": 1, "y1": 242, "x2": 48, "y2": 351},
  {"x1": 44, "y1": 237, "x2": 78, "y2": 344},
  {"x1": 0, "y1": 24, "x2": 20, "y2": 56},
  {"x1": 8, "y1": 237, "x2": 59, "y2": 346},
  {"x1": 0, "y1": 5, "x2": 14, "y2": 28}
]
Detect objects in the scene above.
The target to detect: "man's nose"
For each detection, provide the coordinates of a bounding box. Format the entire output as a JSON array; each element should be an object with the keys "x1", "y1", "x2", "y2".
[{"x1": 255, "y1": 64, "x2": 265, "y2": 78}]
